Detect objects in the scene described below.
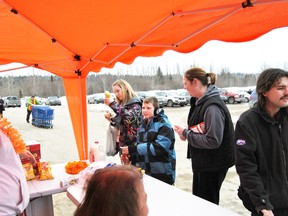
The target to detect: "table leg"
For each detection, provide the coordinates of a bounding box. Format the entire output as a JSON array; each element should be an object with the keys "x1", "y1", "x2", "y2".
[{"x1": 26, "y1": 195, "x2": 54, "y2": 216}]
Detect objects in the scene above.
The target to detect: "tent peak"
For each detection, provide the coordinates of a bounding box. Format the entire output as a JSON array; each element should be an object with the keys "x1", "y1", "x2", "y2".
[
  {"x1": 75, "y1": 69, "x2": 81, "y2": 76},
  {"x1": 10, "y1": 8, "x2": 18, "y2": 14},
  {"x1": 242, "y1": 0, "x2": 253, "y2": 8},
  {"x1": 74, "y1": 54, "x2": 81, "y2": 61}
]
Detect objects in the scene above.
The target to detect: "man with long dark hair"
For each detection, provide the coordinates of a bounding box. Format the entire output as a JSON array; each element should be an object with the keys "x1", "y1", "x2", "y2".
[{"x1": 235, "y1": 68, "x2": 288, "y2": 216}]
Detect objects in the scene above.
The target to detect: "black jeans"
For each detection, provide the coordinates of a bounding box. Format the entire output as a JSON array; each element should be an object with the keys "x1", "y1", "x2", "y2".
[
  {"x1": 26, "y1": 109, "x2": 32, "y2": 122},
  {"x1": 192, "y1": 168, "x2": 228, "y2": 205}
]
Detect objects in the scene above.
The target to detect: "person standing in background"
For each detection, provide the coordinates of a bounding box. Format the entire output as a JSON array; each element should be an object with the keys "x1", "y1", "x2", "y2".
[
  {"x1": 104, "y1": 79, "x2": 142, "y2": 165},
  {"x1": 26, "y1": 95, "x2": 40, "y2": 123},
  {"x1": 0, "y1": 97, "x2": 4, "y2": 118},
  {"x1": 174, "y1": 67, "x2": 235, "y2": 205},
  {"x1": 235, "y1": 68, "x2": 288, "y2": 216},
  {"x1": 121, "y1": 97, "x2": 176, "y2": 185}
]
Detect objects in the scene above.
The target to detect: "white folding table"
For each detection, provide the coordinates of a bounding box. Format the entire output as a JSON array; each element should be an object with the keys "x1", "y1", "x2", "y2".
[
  {"x1": 26, "y1": 163, "x2": 77, "y2": 216},
  {"x1": 67, "y1": 174, "x2": 240, "y2": 216}
]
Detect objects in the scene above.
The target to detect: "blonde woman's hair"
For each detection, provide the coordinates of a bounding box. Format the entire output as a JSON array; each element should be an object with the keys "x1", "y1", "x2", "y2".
[{"x1": 112, "y1": 79, "x2": 137, "y2": 104}]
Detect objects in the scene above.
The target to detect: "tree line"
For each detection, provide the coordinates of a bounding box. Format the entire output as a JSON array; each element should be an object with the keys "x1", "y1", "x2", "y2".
[{"x1": 0, "y1": 67, "x2": 259, "y2": 98}]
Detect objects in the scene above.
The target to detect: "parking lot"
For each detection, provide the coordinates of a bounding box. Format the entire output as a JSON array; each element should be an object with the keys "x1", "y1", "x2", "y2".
[{"x1": 4, "y1": 102, "x2": 250, "y2": 216}]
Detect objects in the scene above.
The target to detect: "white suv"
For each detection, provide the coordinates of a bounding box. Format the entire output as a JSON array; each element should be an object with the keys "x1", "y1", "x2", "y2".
[
  {"x1": 154, "y1": 91, "x2": 186, "y2": 107},
  {"x1": 3, "y1": 96, "x2": 21, "y2": 108}
]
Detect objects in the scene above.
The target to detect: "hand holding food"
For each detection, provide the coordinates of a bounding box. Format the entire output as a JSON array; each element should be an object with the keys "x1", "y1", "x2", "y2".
[
  {"x1": 104, "y1": 110, "x2": 113, "y2": 121},
  {"x1": 104, "y1": 91, "x2": 111, "y2": 98},
  {"x1": 104, "y1": 91, "x2": 113, "y2": 105}
]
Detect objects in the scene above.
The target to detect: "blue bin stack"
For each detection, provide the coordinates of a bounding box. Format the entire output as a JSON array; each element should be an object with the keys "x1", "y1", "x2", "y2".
[{"x1": 32, "y1": 105, "x2": 54, "y2": 128}]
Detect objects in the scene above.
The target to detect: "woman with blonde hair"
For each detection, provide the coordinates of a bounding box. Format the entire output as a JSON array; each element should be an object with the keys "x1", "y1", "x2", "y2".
[
  {"x1": 112, "y1": 79, "x2": 138, "y2": 104},
  {"x1": 104, "y1": 79, "x2": 142, "y2": 164}
]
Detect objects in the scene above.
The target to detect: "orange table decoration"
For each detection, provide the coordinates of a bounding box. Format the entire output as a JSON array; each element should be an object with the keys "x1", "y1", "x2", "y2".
[
  {"x1": 65, "y1": 161, "x2": 88, "y2": 174},
  {"x1": 0, "y1": 118, "x2": 26, "y2": 154}
]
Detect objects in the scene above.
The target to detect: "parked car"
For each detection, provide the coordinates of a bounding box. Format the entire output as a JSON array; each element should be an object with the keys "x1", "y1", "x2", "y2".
[
  {"x1": 218, "y1": 88, "x2": 246, "y2": 104},
  {"x1": 178, "y1": 90, "x2": 191, "y2": 105},
  {"x1": 45, "y1": 96, "x2": 62, "y2": 106},
  {"x1": 88, "y1": 93, "x2": 105, "y2": 104},
  {"x1": 153, "y1": 90, "x2": 186, "y2": 107},
  {"x1": 137, "y1": 91, "x2": 149, "y2": 102},
  {"x1": 36, "y1": 97, "x2": 47, "y2": 104},
  {"x1": 249, "y1": 89, "x2": 258, "y2": 108},
  {"x1": 3, "y1": 96, "x2": 21, "y2": 108},
  {"x1": 145, "y1": 91, "x2": 166, "y2": 108},
  {"x1": 88, "y1": 96, "x2": 95, "y2": 104},
  {"x1": 236, "y1": 90, "x2": 251, "y2": 103}
]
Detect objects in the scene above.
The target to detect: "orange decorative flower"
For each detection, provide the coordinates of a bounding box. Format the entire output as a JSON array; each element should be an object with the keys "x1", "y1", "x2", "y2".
[
  {"x1": 0, "y1": 118, "x2": 26, "y2": 154},
  {"x1": 65, "y1": 161, "x2": 88, "y2": 174}
]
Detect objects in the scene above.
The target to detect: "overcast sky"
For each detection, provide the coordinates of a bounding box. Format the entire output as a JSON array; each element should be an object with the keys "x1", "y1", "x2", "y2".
[
  {"x1": 1, "y1": 27, "x2": 288, "y2": 76},
  {"x1": 173, "y1": 26, "x2": 288, "y2": 74},
  {"x1": 111, "y1": 26, "x2": 288, "y2": 75}
]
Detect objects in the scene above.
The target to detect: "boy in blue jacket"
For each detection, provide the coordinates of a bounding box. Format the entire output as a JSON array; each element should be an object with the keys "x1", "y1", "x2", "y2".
[{"x1": 121, "y1": 97, "x2": 176, "y2": 185}]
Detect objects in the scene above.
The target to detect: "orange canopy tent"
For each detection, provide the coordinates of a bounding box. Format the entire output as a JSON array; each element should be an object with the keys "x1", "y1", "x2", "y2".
[{"x1": 1, "y1": 0, "x2": 288, "y2": 160}]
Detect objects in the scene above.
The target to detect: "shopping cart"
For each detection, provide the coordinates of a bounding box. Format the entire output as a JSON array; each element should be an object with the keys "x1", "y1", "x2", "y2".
[{"x1": 32, "y1": 105, "x2": 54, "y2": 128}]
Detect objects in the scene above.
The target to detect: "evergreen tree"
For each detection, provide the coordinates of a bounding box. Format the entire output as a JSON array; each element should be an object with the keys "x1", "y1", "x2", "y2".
[{"x1": 156, "y1": 66, "x2": 164, "y2": 84}]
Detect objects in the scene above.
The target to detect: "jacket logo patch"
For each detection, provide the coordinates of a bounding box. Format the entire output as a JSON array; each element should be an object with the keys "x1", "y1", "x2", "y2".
[{"x1": 236, "y1": 139, "x2": 246, "y2": 145}]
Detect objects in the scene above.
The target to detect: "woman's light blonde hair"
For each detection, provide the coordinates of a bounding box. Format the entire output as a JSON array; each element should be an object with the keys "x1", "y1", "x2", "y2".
[{"x1": 112, "y1": 79, "x2": 137, "y2": 104}]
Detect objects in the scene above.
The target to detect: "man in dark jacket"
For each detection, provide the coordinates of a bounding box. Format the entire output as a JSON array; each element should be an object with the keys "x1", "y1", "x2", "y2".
[{"x1": 235, "y1": 68, "x2": 288, "y2": 216}]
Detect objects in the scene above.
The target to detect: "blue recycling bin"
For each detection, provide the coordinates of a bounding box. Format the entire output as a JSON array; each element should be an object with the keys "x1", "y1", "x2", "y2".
[{"x1": 32, "y1": 105, "x2": 54, "y2": 128}]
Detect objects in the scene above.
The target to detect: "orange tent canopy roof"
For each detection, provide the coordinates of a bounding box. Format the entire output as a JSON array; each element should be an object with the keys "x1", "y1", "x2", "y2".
[
  {"x1": 1, "y1": 0, "x2": 288, "y2": 77},
  {"x1": 1, "y1": 0, "x2": 288, "y2": 159}
]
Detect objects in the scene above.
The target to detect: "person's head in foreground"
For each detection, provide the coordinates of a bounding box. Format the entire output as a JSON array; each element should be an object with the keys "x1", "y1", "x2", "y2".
[
  {"x1": 74, "y1": 165, "x2": 149, "y2": 216},
  {"x1": 256, "y1": 68, "x2": 288, "y2": 121}
]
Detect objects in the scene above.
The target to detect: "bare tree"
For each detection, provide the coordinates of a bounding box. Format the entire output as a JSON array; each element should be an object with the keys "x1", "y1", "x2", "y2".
[{"x1": 0, "y1": 64, "x2": 275, "y2": 98}]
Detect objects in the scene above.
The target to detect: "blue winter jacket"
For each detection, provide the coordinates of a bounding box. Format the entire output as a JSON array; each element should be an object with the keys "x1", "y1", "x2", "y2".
[{"x1": 128, "y1": 109, "x2": 176, "y2": 185}]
